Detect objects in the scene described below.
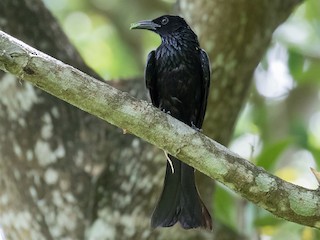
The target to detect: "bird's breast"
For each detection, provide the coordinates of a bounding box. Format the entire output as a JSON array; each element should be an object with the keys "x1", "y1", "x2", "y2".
[
  {"x1": 154, "y1": 46, "x2": 202, "y2": 122},
  {"x1": 156, "y1": 47, "x2": 198, "y2": 73}
]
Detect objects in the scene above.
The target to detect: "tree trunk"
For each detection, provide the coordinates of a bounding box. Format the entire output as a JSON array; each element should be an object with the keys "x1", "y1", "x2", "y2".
[{"x1": 0, "y1": 0, "x2": 302, "y2": 239}]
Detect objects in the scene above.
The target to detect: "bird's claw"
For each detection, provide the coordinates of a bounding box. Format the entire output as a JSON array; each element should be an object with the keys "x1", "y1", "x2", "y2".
[
  {"x1": 162, "y1": 109, "x2": 171, "y2": 115},
  {"x1": 191, "y1": 122, "x2": 202, "y2": 132}
]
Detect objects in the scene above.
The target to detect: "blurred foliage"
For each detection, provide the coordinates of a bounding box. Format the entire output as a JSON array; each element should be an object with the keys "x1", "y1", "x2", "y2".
[
  {"x1": 43, "y1": 0, "x2": 320, "y2": 239},
  {"x1": 43, "y1": 0, "x2": 173, "y2": 79},
  {"x1": 214, "y1": 184, "x2": 238, "y2": 231},
  {"x1": 228, "y1": 0, "x2": 320, "y2": 239}
]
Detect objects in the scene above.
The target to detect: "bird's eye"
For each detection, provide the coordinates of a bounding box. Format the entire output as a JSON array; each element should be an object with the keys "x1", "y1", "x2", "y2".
[{"x1": 161, "y1": 17, "x2": 169, "y2": 25}]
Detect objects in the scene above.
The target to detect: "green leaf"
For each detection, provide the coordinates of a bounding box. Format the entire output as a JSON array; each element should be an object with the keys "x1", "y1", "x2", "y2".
[
  {"x1": 271, "y1": 222, "x2": 303, "y2": 240},
  {"x1": 254, "y1": 214, "x2": 283, "y2": 227},
  {"x1": 288, "y1": 50, "x2": 304, "y2": 80},
  {"x1": 290, "y1": 120, "x2": 309, "y2": 148},
  {"x1": 256, "y1": 139, "x2": 292, "y2": 170},
  {"x1": 305, "y1": 0, "x2": 320, "y2": 22},
  {"x1": 298, "y1": 61, "x2": 320, "y2": 84},
  {"x1": 307, "y1": 145, "x2": 320, "y2": 167},
  {"x1": 214, "y1": 184, "x2": 237, "y2": 231}
]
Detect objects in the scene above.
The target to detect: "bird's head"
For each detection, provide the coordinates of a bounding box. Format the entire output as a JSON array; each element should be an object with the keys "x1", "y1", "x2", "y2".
[{"x1": 130, "y1": 15, "x2": 189, "y2": 37}]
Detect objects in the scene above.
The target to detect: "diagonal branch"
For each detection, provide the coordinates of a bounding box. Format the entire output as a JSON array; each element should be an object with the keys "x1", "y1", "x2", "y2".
[{"x1": 1, "y1": 30, "x2": 319, "y2": 229}]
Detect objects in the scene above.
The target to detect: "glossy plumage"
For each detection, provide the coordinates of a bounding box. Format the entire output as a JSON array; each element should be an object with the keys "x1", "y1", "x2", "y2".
[{"x1": 131, "y1": 15, "x2": 212, "y2": 230}]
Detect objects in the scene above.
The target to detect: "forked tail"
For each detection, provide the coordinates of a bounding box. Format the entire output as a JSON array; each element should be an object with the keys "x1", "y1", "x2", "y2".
[{"x1": 151, "y1": 156, "x2": 212, "y2": 229}]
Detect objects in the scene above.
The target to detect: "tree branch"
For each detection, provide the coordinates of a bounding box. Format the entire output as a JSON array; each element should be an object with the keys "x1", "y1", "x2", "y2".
[{"x1": 1, "y1": 30, "x2": 319, "y2": 229}]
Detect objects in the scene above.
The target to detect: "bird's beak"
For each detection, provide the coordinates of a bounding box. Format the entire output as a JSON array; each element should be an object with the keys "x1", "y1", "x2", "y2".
[{"x1": 130, "y1": 20, "x2": 160, "y2": 31}]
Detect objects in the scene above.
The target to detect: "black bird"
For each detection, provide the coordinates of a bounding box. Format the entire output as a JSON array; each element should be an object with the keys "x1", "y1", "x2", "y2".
[{"x1": 131, "y1": 15, "x2": 212, "y2": 230}]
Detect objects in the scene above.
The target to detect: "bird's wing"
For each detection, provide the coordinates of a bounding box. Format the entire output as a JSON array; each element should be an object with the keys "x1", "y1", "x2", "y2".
[
  {"x1": 145, "y1": 50, "x2": 159, "y2": 107},
  {"x1": 198, "y1": 49, "x2": 211, "y2": 127}
]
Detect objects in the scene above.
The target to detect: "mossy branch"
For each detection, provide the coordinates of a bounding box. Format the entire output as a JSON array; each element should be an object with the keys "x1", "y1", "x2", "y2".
[{"x1": 1, "y1": 30, "x2": 319, "y2": 228}]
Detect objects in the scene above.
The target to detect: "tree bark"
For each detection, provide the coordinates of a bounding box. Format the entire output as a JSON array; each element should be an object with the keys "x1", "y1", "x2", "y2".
[
  {"x1": 0, "y1": 1, "x2": 106, "y2": 239},
  {"x1": 0, "y1": 0, "x2": 303, "y2": 239}
]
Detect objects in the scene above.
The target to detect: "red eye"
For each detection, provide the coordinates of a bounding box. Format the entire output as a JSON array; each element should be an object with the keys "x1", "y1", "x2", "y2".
[{"x1": 161, "y1": 17, "x2": 169, "y2": 25}]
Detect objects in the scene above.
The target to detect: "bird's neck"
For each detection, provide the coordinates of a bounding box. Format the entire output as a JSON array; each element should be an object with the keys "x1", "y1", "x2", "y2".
[{"x1": 160, "y1": 29, "x2": 199, "y2": 52}]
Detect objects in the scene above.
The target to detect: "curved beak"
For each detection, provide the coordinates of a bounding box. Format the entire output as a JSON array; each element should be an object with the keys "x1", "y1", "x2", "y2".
[{"x1": 130, "y1": 20, "x2": 160, "y2": 31}]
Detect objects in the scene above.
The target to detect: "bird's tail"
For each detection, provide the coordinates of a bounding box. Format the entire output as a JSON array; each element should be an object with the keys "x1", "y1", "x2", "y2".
[{"x1": 151, "y1": 155, "x2": 212, "y2": 230}]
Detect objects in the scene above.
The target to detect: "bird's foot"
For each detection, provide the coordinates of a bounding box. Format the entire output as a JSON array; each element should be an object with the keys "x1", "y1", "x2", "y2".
[
  {"x1": 161, "y1": 109, "x2": 171, "y2": 115},
  {"x1": 191, "y1": 122, "x2": 202, "y2": 132}
]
